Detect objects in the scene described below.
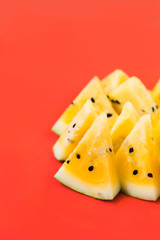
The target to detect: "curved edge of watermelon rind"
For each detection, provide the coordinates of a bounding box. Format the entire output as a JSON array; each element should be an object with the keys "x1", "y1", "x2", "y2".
[
  {"x1": 54, "y1": 166, "x2": 120, "y2": 200},
  {"x1": 52, "y1": 144, "x2": 66, "y2": 162},
  {"x1": 121, "y1": 181, "x2": 160, "y2": 201},
  {"x1": 51, "y1": 118, "x2": 68, "y2": 136}
]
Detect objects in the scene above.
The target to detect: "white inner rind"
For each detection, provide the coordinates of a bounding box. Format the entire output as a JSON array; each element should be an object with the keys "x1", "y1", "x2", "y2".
[
  {"x1": 55, "y1": 166, "x2": 120, "y2": 200},
  {"x1": 52, "y1": 118, "x2": 67, "y2": 135},
  {"x1": 53, "y1": 143, "x2": 65, "y2": 161},
  {"x1": 121, "y1": 181, "x2": 160, "y2": 201}
]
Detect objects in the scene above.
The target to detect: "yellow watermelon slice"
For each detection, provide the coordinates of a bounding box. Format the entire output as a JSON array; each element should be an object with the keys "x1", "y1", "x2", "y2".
[
  {"x1": 55, "y1": 112, "x2": 120, "y2": 200},
  {"x1": 53, "y1": 100, "x2": 97, "y2": 161},
  {"x1": 151, "y1": 79, "x2": 160, "y2": 107},
  {"x1": 102, "y1": 69, "x2": 129, "y2": 95},
  {"x1": 111, "y1": 101, "x2": 139, "y2": 153},
  {"x1": 109, "y1": 77, "x2": 158, "y2": 116},
  {"x1": 115, "y1": 114, "x2": 160, "y2": 201},
  {"x1": 52, "y1": 76, "x2": 118, "y2": 135}
]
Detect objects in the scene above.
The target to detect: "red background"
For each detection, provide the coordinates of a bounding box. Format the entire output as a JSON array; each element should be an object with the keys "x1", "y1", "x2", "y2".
[{"x1": 0, "y1": 1, "x2": 160, "y2": 239}]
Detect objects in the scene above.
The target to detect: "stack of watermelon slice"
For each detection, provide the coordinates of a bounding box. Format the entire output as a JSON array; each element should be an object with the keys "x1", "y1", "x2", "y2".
[{"x1": 52, "y1": 70, "x2": 160, "y2": 201}]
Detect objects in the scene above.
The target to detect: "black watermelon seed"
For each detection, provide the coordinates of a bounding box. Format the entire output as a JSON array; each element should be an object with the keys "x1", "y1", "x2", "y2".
[
  {"x1": 76, "y1": 153, "x2": 80, "y2": 159},
  {"x1": 148, "y1": 173, "x2": 153, "y2": 178},
  {"x1": 156, "y1": 105, "x2": 158, "y2": 109},
  {"x1": 91, "y1": 97, "x2": 95, "y2": 103},
  {"x1": 152, "y1": 107, "x2": 155, "y2": 112},
  {"x1": 109, "y1": 148, "x2": 112, "y2": 152},
  {"x1": 88, "y1": 166, "x2": 94, "y2": 171},
  {"x1": 133, "y1": 170, "x2": 138, "y2": 175},
  {"x1": 107, "y1": 95, "x2": 110, "y2": 99},
  {"x1": 129, "y1": 147, "x2": 134, "y2": 153},
  {"x1": 107, "y1": 113, "x2": 113, "y2": 118},
  {"x1": 72, "y1": 123, "x2": 76, "y2": 128},
  {"x1": 115, "y1": 100, "x2": 120, "y2": 104},
  {"x1": 67, "y1": 160, "x2": 70, "y2": 164},
  {"x1": 111, "y1": 99, "x2": 120, "y2": 104},
  {"x1": 71, "y1": 102, "x2": 75, "y2": 105},
  {"x1": 141, "y1": 109, "x2": 145, "y2": 112},
  {"x1": 67, "y1": 138, "x2": 74, "y2": 143}
]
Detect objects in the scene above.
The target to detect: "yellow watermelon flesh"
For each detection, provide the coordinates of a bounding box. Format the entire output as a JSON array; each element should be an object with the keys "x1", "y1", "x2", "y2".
[
  {"x1": 102, "y1": 69, "x2": 129, "y2": 95},
  {"x1": 55, "y1": 112, "x2": 120, "y2": 200},
  {"x1": 52, "y1": 76, "x2": 118, "y2": 135},
  {"x1": 151, "y1": 79, "x2": 160, "y2": 107},
  {"x1": 53, "y1": 100, "x2": 97, "y2": 161},
  {"x1": 115, "y1": 114, "x2": 160, "y2": 201},
  {"x1": 111, "y1": 101, "x2": 139, "y2": 153},
  {"x1": 109, "y1": 77, "x2": 158, "y2": 116},
  {"x1": 149, "y1": 79, "x2": 160, "y2": 154},
  {"x1": 152, "y1": 109, "x2": 160, "y2": 158}
]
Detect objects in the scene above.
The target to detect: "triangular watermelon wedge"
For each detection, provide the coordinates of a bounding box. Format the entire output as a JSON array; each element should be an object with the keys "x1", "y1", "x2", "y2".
[
  {"x1": 115, "y1": 114, "x2": 160, "y2": 201},
  {"x1": 102, "y1": 69, "x2": 129, "y2": 94},
  {"x1": 109, "y1": 77, "x2": 158, "y2": 116},
  {"x1": 55, "y1": 112, "x2": 120, "y2": 200},
  {"x1": 52, "y1": 76, "x2": 118, "y2": 135},
  {"x1": 111, "y1": 101, "x2": 139, "y2": 153},
  {"x1": 53, "y1": 100, "x2": 97, "y2": 161}
]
